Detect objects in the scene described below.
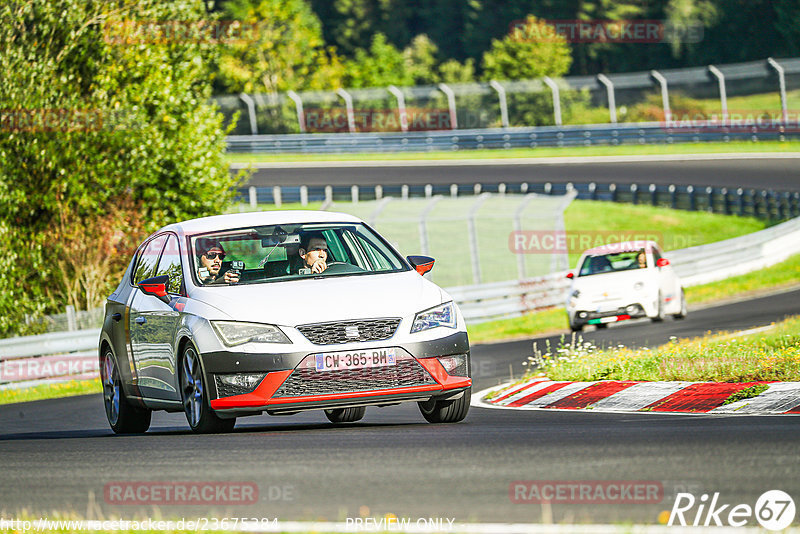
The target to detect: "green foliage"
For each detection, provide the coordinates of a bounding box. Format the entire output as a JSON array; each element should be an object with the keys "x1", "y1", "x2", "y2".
[
  {"x1": 345, "y1": 33, "x2": 413, "y2": 88},
  {"x1": 0, "y1": 0, "x2": 238, "y2": 335},
  {"x1": 481, "y1": 15, "x2": 572, "y2": 81},
  {"x1": 216, "y1": 0, "x2": 345, "y2": 94}
]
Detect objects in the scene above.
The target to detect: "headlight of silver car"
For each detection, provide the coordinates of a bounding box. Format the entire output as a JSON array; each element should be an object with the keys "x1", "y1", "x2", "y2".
[
  {"x1": 411, "y1": 302, "x2": 456, "y2": 333},
  {"x1": 211, "y1": 321, "x2": 291, "y2": 346}
]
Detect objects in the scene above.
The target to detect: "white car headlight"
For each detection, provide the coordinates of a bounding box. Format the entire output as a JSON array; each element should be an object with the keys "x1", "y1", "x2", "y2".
[
  {"x1": 211, "y1": 321, "x2": 291, "y2": 346},
  {"x1": 411, "y1": 302, "x2": 456, "y2": 333}
]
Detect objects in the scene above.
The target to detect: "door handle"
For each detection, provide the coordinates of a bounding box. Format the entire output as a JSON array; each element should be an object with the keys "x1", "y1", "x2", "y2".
[
  {"x1": 134, "y1": 316, "x2": 146, "y2": 325},
  {"x1": 112, "y1": 313, "x2": 122, "y2": 322}
]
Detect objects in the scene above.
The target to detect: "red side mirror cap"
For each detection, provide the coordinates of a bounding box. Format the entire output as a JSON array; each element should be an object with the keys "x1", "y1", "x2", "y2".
[
  {"x1": 407, "y1": 255, "x2": 435, "y2": 276},
  {"x1": 566, "y1": 272, "x2": 574, "y2": 279},
  {"x1": 139, "y1": 275, "x2": 170, "y2": 303},
  {"x1": 656, "y1": 258, "x2": 670, "y2": 267}
]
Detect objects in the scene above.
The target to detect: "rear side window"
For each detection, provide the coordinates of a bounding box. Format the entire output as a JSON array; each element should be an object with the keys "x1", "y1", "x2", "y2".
[
  {"x1": 133, "y1": 235, "x2": 168, "y2": 285},
  {"x1": 155, "y1": 234, "x2": 184, "y2": 293}
]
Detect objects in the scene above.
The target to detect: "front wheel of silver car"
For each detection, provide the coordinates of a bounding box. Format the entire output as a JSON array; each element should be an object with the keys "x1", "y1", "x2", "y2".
[
  {"x1": 179, "y1": 344, "x2": 235, "y2": 434},
  {"x1": 101, "y1": 349, "x2": 151, "y2": 434},
  {"x1": 324, "y1": 406, "x2": 366, "y2": 423},
  {"x1": 418, "y1": 388, "x2": 471, "y2": 424}
]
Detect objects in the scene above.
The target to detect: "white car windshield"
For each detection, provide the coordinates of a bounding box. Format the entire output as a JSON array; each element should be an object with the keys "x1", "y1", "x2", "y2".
[
  {"x1": 190, "y1": 223, "x2": 408, "y2": 286},
  {"x1": 579, "y1": 250, "x2": 647, "y2": 276}
]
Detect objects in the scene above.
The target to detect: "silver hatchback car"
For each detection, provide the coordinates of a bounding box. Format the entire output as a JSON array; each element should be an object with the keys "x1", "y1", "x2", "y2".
[{"x1": 99, "y1": 211, "x2": 471, "y2": 433}]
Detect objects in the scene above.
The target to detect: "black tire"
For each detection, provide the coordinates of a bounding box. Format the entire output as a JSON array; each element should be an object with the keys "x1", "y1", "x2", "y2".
[
  {"x1": 651, "y1": 292, "x2": 665, "y2": 323},
  {"x1": 324, "y1": 406, "x2": 366, "y2": 423},
  {"x1": 673, "y1": 289, "x2": 688, "y2": 319},
  {"x1": 101, "y1": 349, "x2": 151, "y2": 434},
  {"x1": 569, "y1": 317, "x2": 582, "y2": 332},
  {"x1": 179, "y1": 344, "x2": 235, "y2": 434},
  {"x1": 418, "y1": 388, "x2": 470, "y2": 423}
]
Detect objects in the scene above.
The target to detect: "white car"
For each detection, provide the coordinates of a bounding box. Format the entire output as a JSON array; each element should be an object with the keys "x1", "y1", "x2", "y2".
[{"x1": 565, "y1": 241, "x2": 686, "y2": 332}]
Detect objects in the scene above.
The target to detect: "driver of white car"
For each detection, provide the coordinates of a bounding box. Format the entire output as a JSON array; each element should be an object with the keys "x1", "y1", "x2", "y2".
[{"x1": 297, "y1": 231, "x2": 329, "y2": 274}]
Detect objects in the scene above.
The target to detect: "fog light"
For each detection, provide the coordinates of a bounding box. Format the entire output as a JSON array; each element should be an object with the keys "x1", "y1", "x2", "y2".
[
  {"x1": 215, "y1": 373, "x2": 267, "y2": 397},
  {"x1": 437, "y1": 354, "x2": 468, "y2": 377},
  {"x1": 579, "y1": 312, "x2": 588, "y2": 319},
  {"x1": 626, "y1": 305, "x2": 638, "y2": 314}
]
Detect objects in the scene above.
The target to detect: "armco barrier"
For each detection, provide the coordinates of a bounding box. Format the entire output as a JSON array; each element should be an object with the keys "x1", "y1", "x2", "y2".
[
  {"x1": 227, "y1": 122, "x2": 800, "y2": 154},
  {"x1": 2, "y1": 215, "x2": 799, "y2": 389}
]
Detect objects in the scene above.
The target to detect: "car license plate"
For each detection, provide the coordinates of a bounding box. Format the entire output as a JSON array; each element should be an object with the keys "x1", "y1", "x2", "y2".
[{"x1": 314, "y1": 348, "x2": 397, "y2": 372}]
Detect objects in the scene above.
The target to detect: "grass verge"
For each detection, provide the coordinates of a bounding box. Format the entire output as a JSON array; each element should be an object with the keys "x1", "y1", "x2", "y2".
[
  {"x1": 226, "y1": 140, "x2": 800, "y2": 164},
  {"x1": 0, "y1": 378, "x2": 101, "y2": 406},
  {"x1": 524, "y1": 315, "x2": 800, "y2": 382}
]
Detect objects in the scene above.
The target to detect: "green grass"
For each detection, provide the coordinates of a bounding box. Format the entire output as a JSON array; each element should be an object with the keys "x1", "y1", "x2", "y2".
[
  {"x1": 686, "y1": 253, "x2": 800, "y2": 305},
  {"x1": 0, "y1": 378, "x2": 101, "y2": 406},
  {"x1": 526, "y1": 315, "x2": 800, "y2": 382},
  {"x1": 722, "y1": 384, "x2": 770, "y2": 405},
  {"x1": 226, "y1": 140, "x2": 800, "y2": 163}
]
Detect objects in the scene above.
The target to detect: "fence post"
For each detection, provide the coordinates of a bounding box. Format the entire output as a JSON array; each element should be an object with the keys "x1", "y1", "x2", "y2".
[
  {"x1": 450, "y1": 184, "x2": 458, "y2": 198},
  {"x1": 649, "y1": 184, "x2": 657, "y2": 206},
  {"x1": 351, "y1": 185, "x2": 359, "y2": 203},
  {"x1": 300, "y1": 185, "x2": 308, "y2": 206},
  {"x1": 375, "y1": 185, "x2": 383, "y2": 200},
  {"x1": 425, "y1": 184, "x2": 433, "y2": 198},
  {"x1": 272, "y1": 186, "x2": 282, "y2": 207},
  {"x1": 687, "y1": 185, "x2": 695, "y2": 211},
  {"x1": 438, "y1": 83, "x2": 458, "y2": 130},
  {"x1": 767, "y1": 58, "x2": 789, "y2": 123},
  {"x1": 737, "y1": 188, "x2": 744, "y2": 216},
  {"x1": 707, "y1": 65, "x2": 728, "y2": 123},
  {"x1": 419, "y1": 196, "x2": 442, "y2": 259},
  {"x1": 669, "y1": 184, "x2": 677, "y2": 209},
  {"x1": 706, "y1": 186, "x2": 714, "y2": 213},
  {"x1": 286, "y1": 90, "x2": 306, "y2": 133},
  {"x1": 468, "y1": 194, "x2": 491, "y2": 284},
  {"x1": 630, "y1": 183, "x2": 638, "y2": 205},
  {"x1": 721, "y1": 187, "x2": 729, "y2": 215},
  {"x1": 66, "y1": 305, "x2": 77, "y2": 332},
  {"x1": 248, "y1": 186, "x2": 257, "y2": 209},
  {"x1": 609, "y1": 183, "x2": 616, "y2": 202},
  {"x1": 543, "y1": 77, "x2": 562, "y2": 126},
  {"x1": 650, "y1": 70, "x2": 671, "y2": 123},
  {"x1": 544, "y1": 182, "x2": 552, "y2": 195},
  {"x1": 514, "y1": 194, "x2": 538, "y2": 280},
  {"x1": 474, "y1": 183, "x2": 482, "y2": 195},
  {"x1": 325, "y1": 185, "x2": 333, "y2": 205},
  {"x1": 588, "y1": 182, "x2": 596, "y2": 200},
  {"x1": 499, "y1": 183, "x2": 507, "y2": 196},
  {"x1": 387, "y1": 85, "x2": 409, "y2": 132},
  {"x1": 238, "y1": 93, "x2": 259, "y2": 135},
  {"x1": 489, "y1": 80, "x2": 509, "y2": 128},
  {"x1": 401, "y1": 184, "x2": 409, "y2": 200},
  {"x1": 336, "y1": 88, "x2": 357, "y2": 133},
  {"x1": 597, "y1": 74, "x2": 617, "y2": 123},
  {"x1": 520, "y1": 183, "x2": 528, "y2": 194}
]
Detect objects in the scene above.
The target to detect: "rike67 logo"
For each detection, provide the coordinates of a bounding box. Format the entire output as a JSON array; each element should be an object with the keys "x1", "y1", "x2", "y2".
[{"x1": 669, "y1": 490, "x2": 795, "y2": 530}]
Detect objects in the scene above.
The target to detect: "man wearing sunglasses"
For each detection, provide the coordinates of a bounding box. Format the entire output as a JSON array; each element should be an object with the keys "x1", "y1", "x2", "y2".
[{"x1": 196, "y1": 240, "x2": 239, "y2": 285}]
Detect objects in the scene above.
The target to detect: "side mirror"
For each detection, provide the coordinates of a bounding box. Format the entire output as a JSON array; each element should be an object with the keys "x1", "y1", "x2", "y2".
[
  {"x1": 566, "y1": 272, "x2": 574, "y2": 279},
  {"x1": 656, "y1": 258, "x2": 670, "y2": 268},
  {"x1": 139, "y1": 275, "x2": 171, "y2": 304},
  {"x1": 407, "y1": 255, "x2": 435, "y2": 276}
]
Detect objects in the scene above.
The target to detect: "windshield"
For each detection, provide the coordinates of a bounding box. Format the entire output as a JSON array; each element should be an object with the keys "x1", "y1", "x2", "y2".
[
  {"x1": 578, "y1": 249, "x2": 647, "y2": 276},
  {"x1": 189, "y1": 223, "x2": 408, "y2": 286}
]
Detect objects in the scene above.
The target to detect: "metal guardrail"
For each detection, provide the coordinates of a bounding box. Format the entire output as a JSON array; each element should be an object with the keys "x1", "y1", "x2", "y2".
[
  {"x1": 3, "y1": 215, "x2": 799, "y2": 389},
  {"x1": 227, "y1": 122, "x2": 800, "y2": 154}
]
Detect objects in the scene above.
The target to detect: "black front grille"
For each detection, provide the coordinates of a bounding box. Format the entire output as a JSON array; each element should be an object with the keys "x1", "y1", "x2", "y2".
[
  {"x1": 273, "y1": 358, "x2": 435, "y2": 398},
  {"x1": 297, "y1": 318, "x2": 401, "y2": 345}
]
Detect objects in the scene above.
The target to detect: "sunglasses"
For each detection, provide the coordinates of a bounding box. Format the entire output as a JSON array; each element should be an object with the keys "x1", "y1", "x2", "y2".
[{"x1": 204, "y1": 252, "x2": 225, "y2": 260}]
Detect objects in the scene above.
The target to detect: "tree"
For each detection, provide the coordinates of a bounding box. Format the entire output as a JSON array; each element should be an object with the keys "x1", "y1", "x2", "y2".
[
  {"x1": 481, "y1": 14, "x2": 572, "y2": 81},
  {"x1": 216, "y1": 0, "x2": 345, "y2": 94},
  {"x1": 0, "y1": 0, "x2": 238, "y2": 334},
  {"x1": 345, "y1": 33, "x2": 414, "y2": 88}
]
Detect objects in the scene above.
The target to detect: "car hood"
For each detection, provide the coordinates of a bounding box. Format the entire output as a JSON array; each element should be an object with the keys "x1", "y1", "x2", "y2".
[
  {"x1": 572, "y1": 269, "x2": 656, "y2": 297},
  {"x1": 189, "y1": 270, "x2": 445, "y2": 326}
]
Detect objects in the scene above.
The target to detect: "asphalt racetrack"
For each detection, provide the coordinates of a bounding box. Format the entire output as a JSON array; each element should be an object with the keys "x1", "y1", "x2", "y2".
[
  {"x1": 1, "y1": 288, "x2": 799, "y2": 525},
  {"x1": 242, "y1": 155, "x2": 800, "y2": 191}
]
